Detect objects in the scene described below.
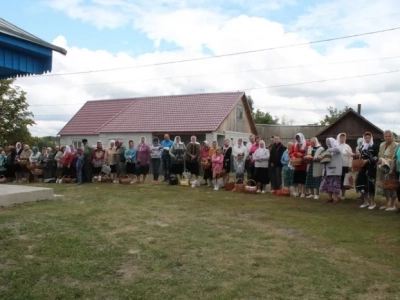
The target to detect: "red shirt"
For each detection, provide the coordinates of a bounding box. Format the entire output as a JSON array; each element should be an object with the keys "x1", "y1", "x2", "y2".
[
  {"x1": 61, "y1": 152, "x2": 74, "y2": 167},
  {"x1": 289, "y1": 142, "x2": 311, "y2": 171}
]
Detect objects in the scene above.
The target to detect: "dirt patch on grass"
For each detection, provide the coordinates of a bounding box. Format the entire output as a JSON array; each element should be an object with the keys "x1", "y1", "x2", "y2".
[
  {"x1": 117, "y1": 262, "x2": 140, "y2": 283},
  {"x1": 146, "y1": 220, "x2": 169, "y2": 228}
]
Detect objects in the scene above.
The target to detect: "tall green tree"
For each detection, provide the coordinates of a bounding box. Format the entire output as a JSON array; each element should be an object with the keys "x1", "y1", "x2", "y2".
[
  {"x1": 0, "y1": 79, "x2": 35, "y2": 147},
  {"x1": 246, "y1": 95, "x2": 279, "y2": 125},
  {"x1": 320, "y1": 106, "x2": 350, "y2": 126}
]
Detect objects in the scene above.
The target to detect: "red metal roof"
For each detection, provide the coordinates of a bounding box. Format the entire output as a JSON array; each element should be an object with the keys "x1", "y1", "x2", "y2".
[{"x1": 58, "y1": 92, "x2": 246, "y2": 135}]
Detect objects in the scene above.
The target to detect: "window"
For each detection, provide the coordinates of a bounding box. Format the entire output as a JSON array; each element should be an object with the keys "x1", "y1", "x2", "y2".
[
  {"x1": 72, "y1": 141, "x2": 82, "y2": 149},
  {"x1": 236, "y1": 106, "x2": 243, "y2": 120}
]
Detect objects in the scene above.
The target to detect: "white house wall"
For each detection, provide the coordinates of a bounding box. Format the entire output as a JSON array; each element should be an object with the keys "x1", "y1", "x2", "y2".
[{"x1": 60, "y1": 133, "x2": 151, "y2": 148}]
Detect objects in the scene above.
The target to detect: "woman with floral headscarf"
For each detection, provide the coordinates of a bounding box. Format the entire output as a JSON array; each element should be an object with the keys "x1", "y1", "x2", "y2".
[
  {"x1": 376, "y1": 130, "x2": 398, "y2": 211},
  {"x1": 136, "y1": 136, "x2": 151, "y2": 184},
  {"x1": 356, "y1": 132, "x2": 379, "y2": 210},
  {"x1": 289, "y1": 133, "x2": 311, "y2": 197},
  {"x1": 319, "y1": 138, "x2": 342, "y2": 204}
]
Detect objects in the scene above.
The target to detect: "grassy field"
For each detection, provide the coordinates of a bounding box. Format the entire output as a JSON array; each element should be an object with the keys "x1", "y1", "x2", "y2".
[{"x1": 0, "y1": 182, "x2": 400, "y2": 300}]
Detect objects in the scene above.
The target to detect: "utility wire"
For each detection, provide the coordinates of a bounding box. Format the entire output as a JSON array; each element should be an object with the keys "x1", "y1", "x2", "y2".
[
  {"x1": 28, "y1": 26, "x2": 400, "y2": 77},
  {"x1": 28, "y1": 68, "x2": 400, "y2": 107},
  {"x1": 22, "y1": 55, "x2": 400, "y2": 89}
]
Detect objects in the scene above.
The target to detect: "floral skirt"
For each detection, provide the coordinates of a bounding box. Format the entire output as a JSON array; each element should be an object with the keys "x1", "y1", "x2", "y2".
[
  {"x1": 305, "y1": 163, "x2": 322, "y2": 189},
  {"x1": 376, "y1": 172, "x2": 397, "y2": 198},
  {"x1": 282, "y1": 166, "x2": 296, "y2": 187},
  {"x1": 320, "y1": 176, "x2": 341, "y2": 194}
]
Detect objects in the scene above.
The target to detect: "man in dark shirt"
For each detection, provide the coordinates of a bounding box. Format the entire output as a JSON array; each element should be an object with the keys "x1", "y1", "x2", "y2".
[{"x1": 269, "y1": 136, "x2": 286, "y2": 192}]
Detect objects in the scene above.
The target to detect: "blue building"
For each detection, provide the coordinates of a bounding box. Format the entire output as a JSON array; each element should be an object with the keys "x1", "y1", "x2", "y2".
[{"x1": 0, "y1": 18, "x2": 67, "y2": 79}]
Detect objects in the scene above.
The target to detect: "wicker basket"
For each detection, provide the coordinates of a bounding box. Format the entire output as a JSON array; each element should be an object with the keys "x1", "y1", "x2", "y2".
[
  {"x1": 201, "y1": 160, "x2": 211, "y2": 169},
  {"x1": 352, "y1": 159, "x2": 365, "y2": 172},
  {"x1": 280, "y1": 188, "x2": 291, "y2": 196},
  {"x1": 63, "y1": 176, "x2": 73, "y2": 183},
  {"x1": 383, "y1": 176, "x2": 398, "y2": 191},
  {"x1": 33, "y1": 168, "x2": 44, "y2": 176},
  {"x1": 119, "y1": 175, "x2": 131, "y2": 185},
  {"x1": 245, "y1": 179, "x2": 257, "y2": 194},
  {"x1": 235, "y1": 178, "x2": 245, "y2": 193},
  {"x1": 27, "y1": 163, "x2": 36, "y2": 171},
  {"x1": 290, "y1": 158, "x2": 303, "y2": 166},
  {"x1": 0, "y1": 175, "x2": 7, "y2": 184},
  {"x1": 225, "y1": 177, "x2": 235, "y2": 191},
  {"x1": 19, "y1": 160, "x2": 28, "y2": 167},
  {"x1": 304, "y1": 155, "x2": 314, "y2": 163}
]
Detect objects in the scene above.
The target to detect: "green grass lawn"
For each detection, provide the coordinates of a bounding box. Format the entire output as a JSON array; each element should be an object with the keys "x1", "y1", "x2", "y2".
[{"x1": 0, "y1": 182, "x2": 400, "y2": 300}]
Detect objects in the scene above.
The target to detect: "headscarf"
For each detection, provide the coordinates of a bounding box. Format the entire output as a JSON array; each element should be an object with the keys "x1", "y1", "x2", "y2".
[
  {"x1": 310, "y1": 137, "x2": 321, "y2": 147},
  {"x1": 174, "y1": 136, "x2": 183, "y2": 144},
  {"x1": 357, "y1": 138, "x2": 363, "y2": 148},
  {"x1": 115, "y1": 140, "x2": 122, "y2": 149},
  {"x1": 259, "y1": 140, "x2": 266, "y2": 149},
  {"x1": 63, "y1": 146, "x2": 71, "y2": 157},
  {"x1": 336, "y1": 133, "x2": 346, "y2": 144},
  {"x1": 32, "y1": 146, "x2": 39, "y2": 154},
  {"x1": 326, "y1": 137, "x2": 338, "y2": 149},
  {"x1": 15, "y1": 142, "x2": 21, "y2": 151},
  {"x1": 361, "y1": 132, "x2": 373, "y2": 151},
  {"x1": 294, "y1": 133, "x2": 306, "y2": 150}
]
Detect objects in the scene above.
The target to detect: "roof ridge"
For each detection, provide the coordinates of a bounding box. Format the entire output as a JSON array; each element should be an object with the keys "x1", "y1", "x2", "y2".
[{"x1": 94, "y1": 99, "x2": 137, "y2": 133}]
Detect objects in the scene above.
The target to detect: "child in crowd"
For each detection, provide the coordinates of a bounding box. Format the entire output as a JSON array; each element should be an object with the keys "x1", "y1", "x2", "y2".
[
  {"x1": 211, "y1": 148, "x2": 224, "y2": 191},
  {"x1": 76, "y1": 148, "x2": 84, "y2": 185}
]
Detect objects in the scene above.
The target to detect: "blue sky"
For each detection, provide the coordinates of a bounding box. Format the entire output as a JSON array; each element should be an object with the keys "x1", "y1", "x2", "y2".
[{"x1": 2, "y1": 0, "x2": 316, "y2": 56}]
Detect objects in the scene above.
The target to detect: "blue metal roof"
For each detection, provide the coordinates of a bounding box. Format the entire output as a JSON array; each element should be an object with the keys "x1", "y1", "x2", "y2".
[{"x1": 0, "y1": 18, "x2": 67, "y2": 79}]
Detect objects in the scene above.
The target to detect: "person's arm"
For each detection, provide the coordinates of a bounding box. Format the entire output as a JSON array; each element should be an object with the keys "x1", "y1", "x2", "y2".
[
  {"x1": 264, "y1": 149, "x2": 270, "y2": 161},
  {"x1": 169, "y1": 145, "x2": 175, "y2": 158},
  {"x1": 29, "y1": 153, "x2": 34, "y2": 163}
]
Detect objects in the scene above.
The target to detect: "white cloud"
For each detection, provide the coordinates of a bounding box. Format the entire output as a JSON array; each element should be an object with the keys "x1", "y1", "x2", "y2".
[{"x1": 17, "y1": 0, "x2": 400, "y2": 137}]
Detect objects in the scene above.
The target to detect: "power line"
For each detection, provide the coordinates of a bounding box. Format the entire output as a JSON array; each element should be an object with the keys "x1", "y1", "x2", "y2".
[
  {"x1": 28, "y1": 26, "x2": 400, "y2": 77},
  {"x1": 28, "y1": 68, "x2": 400, "y2": 107},
  {"x1": 22, "y1": 55, "x2": 400, "y2": 90}
]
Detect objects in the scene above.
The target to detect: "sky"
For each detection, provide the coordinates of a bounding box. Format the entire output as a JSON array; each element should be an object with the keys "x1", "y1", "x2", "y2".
[{"x1": 2, "y1": 0, "x2": 400, "y2": 137}]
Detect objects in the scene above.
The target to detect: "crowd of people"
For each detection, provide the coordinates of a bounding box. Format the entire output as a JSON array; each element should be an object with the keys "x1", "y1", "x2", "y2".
[{"x1": 0, "y1": 131, "x2": 399, "y2": 212}]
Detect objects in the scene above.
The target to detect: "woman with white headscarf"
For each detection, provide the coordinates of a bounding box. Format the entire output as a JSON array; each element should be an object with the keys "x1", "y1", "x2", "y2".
[
  {"x1": 289, "y1": 133, "x2": 310, "y2": 197},
  {"x1": 376, "y1": 130, "x2": 398, "y2": 211},
  {"x1": 169, "y1": 136, "x2": 186, "y2": 177},
  {"x1": 319, "y1": 138, "x2": 343, "y2": 204},
  {"x1": 253, "y1": 140, "x2": 270, "y2": 193},
  {"x1": 305, "y1": 137, "x2": 325, "y2": 200},
  {"x1": 336, "y1": 133, "x2": 354, "y2": 200},
  {"x1": 356, "y1": 132, "x2": 379, "y2": 210},
  {"x1": 61, "y1": 146, "x2": 74, "y2": 176}
]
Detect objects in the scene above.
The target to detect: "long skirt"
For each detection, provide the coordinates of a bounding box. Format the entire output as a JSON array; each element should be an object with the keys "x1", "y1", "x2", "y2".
[
  {"x1": 320, "y1": 176, "x2": 341, "y2": 194},
  {"x1": 305, "y1": 163, "x2": 322, "y2": 189},
  {"x1": 283, "y1": 166, "x2": 296, "y2": 187},
  {"x1": 126, "y1": 162, "x2": 136, "y2": 175},
  {"x1": 293, "y1": 170, "x2": 307, "y2": 185},
  {"x1": 254, "y1": 167, "x2": 269, "y2": 185},
  {"x1": 356, "y1": 169, "x2": 376, "y2": 195},
  {"x1": 203, "y1": 167, "x2": 212, "y2": 180},
  {"x1": 171, "y1": 163, "x2": 184, "y2": 176},
  {"x1": 186, "y1": 161, "x2": 199, "y2": 176}
]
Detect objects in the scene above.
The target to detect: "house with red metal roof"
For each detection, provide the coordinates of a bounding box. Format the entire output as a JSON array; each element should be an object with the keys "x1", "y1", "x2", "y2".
[{"x1": 58, "y1": 91, "x2": 257, "y2": 148}]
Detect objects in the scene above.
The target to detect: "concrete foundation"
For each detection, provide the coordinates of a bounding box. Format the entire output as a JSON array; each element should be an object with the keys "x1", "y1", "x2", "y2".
[{"x1": 0, "y1": 185, "x2": 55, "y2": 207}]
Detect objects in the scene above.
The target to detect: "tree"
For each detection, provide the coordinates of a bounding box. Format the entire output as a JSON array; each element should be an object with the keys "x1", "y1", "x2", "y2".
[
  {"x1": 320, "y1": 106, "x2": 350, "y2": 126},
  {"x1": 280, "y1": 114, "x2": 294, "y2": 125},
  {"x1": 252, "y1": 109, "x2": 279, "y2": 125},
  {"x1": 0, "y1": 79, "x2": 35, "y2": 147},
  {"x1": 246, "y1": 95, "x2": 279, "y2": 125}
]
